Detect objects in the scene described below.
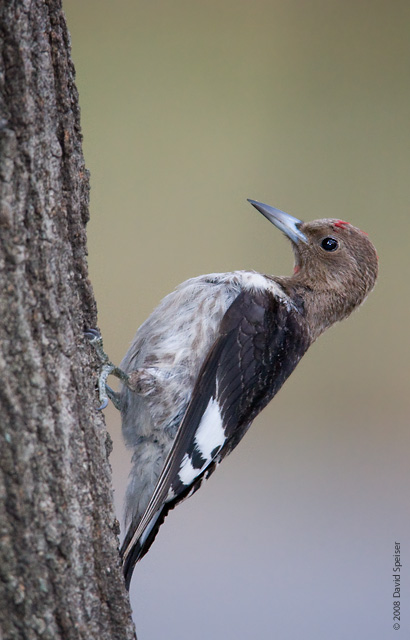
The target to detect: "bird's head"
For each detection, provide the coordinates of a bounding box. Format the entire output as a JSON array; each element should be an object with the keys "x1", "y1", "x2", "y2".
[{"x1": 248, "y1": 199, "x2": 378, "y2": 332}]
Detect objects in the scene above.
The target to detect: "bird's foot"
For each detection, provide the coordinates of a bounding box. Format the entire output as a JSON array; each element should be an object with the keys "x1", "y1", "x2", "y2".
[{"x1": 85, "y1": 328, "x2": 130, "y2": 410}]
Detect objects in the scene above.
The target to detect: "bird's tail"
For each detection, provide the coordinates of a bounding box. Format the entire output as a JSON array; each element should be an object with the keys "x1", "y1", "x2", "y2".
[
  {"x1": 120, "y1": 505, "x2": 169, "y2": 590},
  {"x1": 121, "y1": 539, "x2": 144, "y2": 591}
]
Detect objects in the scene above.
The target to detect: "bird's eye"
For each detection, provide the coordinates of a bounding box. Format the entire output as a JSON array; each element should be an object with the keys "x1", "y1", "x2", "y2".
[{"x1": 321, "y1": 237, "x2": 339, "y2": 252}]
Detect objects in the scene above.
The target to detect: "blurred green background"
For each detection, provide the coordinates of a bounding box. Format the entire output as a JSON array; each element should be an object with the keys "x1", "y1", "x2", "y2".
[{"x1": 65, "y1": 1, "x2": 409, "y2": 638}]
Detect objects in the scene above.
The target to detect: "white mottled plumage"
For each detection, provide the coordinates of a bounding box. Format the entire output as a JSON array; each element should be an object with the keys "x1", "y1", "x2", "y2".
[{"x1": 119, "y1": 270, "x2": 290, "y2": 533}]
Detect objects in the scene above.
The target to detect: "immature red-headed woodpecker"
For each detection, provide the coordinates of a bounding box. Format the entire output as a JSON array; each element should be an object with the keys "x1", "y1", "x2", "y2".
[{"x1": 88, "y1": 199, "x2": 378, "y2": 590}]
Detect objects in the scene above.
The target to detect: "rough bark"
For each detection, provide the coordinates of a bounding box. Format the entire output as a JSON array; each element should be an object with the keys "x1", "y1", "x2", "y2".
[{"x1": 0, "y1": 1, "x2": 135, "y2": 638}]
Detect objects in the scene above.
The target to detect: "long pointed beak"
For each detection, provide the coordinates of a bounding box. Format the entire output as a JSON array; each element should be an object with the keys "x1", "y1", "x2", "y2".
[{"x1": 247, "y1": 199, "x2": 308, "y2": 245}]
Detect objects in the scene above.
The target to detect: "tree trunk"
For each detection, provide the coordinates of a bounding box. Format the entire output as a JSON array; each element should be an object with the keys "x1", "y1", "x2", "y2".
[{"x1": 0, "y1": 1, "x2": 135, "y2": 638}]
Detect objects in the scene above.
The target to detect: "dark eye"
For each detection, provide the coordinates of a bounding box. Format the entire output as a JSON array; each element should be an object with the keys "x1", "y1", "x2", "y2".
[{"x1": 321, "y1": 237, "x2": 339, "y2": 252}]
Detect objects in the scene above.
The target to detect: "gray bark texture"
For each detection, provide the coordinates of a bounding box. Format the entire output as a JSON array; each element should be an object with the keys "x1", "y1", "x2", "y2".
[{"x1": 0, "y1": 1, "x2": 136, "y2": 638}]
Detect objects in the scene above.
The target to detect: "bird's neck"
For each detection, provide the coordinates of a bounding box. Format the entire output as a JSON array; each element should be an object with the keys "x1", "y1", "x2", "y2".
[{"x1": 272, "y1": 276, "x2": 360, "y2": 343}]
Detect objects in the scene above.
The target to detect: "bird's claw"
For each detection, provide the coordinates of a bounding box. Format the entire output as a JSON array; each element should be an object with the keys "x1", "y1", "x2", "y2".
[
  {"x1": 85, "y1": 328, "x2": 129, "y2": 411},
  {"x1": 84, "y1": 328, "x2": 111, "y2": 367},
  {"x1": 84, "y1": 328, "x2": 101, "y2": 341},
  {"x1": 98, "y1": 397, "x2": 109, "y2": 411},
  {"x1": 85, "y1": 328, "x2": 116, "y2": 410}
]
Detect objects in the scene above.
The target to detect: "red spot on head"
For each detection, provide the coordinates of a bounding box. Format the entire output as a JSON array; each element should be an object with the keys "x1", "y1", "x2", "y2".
[
  {"x1": 334, "y1": 220, "x2": 350, "y2": 229},
  {"x1": 333, "y1": 219, "x2": 369, "y2": 237},
  {"x1": 293, "y1": 265, "x2": 300, "y2": 274}
]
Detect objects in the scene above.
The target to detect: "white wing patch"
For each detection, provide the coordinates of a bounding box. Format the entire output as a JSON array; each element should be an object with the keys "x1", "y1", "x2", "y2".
[
  {"x1": 194, "y1": 398, "x2": 225, "y2": 461},
  {"x1": 178, "y1": 454, "x2": 199, "y2": 485},
  {"x1": 178, "y1": 398, "x2": 225, "y2": 486}
]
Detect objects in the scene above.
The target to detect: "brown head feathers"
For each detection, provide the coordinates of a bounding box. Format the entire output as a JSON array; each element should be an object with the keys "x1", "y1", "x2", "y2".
[{"x1": 282, "y1": 217, "x2": 378, "y2": 340}]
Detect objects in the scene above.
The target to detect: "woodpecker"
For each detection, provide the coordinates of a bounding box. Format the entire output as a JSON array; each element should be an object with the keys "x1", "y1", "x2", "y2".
[{"x1": 90, "y1": 199, "x2": 378, "y2": 590}]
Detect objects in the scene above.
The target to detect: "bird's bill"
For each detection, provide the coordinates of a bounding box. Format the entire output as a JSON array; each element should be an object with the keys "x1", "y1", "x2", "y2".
[{"x1": 248, "y1": 199, "x2": 308, "y2": 245}]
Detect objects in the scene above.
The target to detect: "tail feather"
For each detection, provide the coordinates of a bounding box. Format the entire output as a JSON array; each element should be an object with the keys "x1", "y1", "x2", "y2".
[
  {"x1": 121, "y1": 505, "x2": 170, "y2": 590},
  {"x1": 120, "y1": 465, "x2": 217, "y2": 589}
]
